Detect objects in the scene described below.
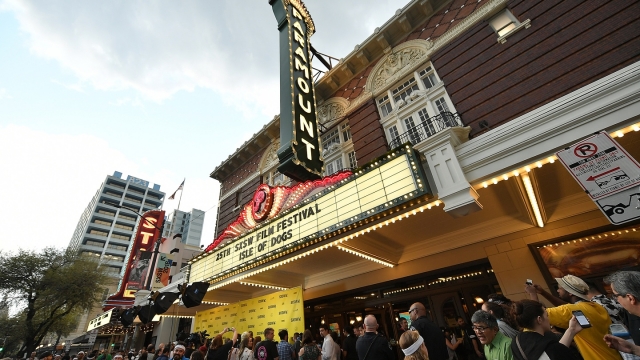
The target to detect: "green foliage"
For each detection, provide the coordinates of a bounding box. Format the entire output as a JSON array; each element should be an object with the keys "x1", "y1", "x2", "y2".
[{"x1": 0, "y1": 247, "x2": 111, "y2": 356}]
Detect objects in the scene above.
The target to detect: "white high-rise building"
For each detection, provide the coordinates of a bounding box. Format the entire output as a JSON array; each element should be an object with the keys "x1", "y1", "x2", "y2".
[
  {"x1": 66, "y1": 171, "x2": 165, "y2": 342},
  {"x1": 68, "y1": 171, "x2": 165, "y2": 276},
  {"x1": 162, "y1": 208, "x2": 205, "y2": 248}
]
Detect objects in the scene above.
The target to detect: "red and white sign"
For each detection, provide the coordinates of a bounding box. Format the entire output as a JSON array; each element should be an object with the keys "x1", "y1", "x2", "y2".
[{"x1": 556, "y1": 132, "x2": 640, "y2": 200}]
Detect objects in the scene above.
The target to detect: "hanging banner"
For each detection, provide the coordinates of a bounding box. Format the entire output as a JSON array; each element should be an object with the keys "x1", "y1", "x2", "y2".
[
  {"x1": 270, "y1": 0, "x2": 324, "y2": 181},
  {"x1": 151, "y1": 253, "x2": 173, "y2": 291},
  {"x1": 194, "y1": 286, "x2": 304, "y2": 336}
]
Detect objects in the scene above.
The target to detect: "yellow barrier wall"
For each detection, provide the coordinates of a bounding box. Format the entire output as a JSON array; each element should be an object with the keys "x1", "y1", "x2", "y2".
[{"x1": 194, "y1": 286, "x2": 304, "y2": 336}]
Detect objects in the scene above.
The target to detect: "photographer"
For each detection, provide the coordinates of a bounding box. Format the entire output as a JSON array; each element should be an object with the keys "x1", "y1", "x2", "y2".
[{"x1": 207, "y1": 328, "x2": 239, "y2": 360}]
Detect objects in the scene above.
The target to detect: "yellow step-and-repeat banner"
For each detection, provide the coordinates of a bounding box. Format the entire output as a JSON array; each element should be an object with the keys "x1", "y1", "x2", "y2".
[{"x1": 194, "y1": 286, "x2": 304, "y2": 337}]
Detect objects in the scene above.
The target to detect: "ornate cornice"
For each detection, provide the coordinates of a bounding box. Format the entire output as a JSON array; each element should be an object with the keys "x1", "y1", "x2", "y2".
[
  {"x1": 365, "y1": 39, "x2": 434, "y2": 96},
  {"x1": 318, "y1": 97, "x2": 349, "y2": 128}
]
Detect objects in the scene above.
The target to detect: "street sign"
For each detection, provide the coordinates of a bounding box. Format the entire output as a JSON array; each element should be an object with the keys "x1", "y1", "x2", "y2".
[
  {"x1": 595, "y1": 187, "x2": 640, "y2": 225},
  {"x1": 87, "y1": 308, "x2": 115, "y2": 331},
  {"x1": 88, "y1": 330, "x2": 98, "y2": 345},
  {"x1": 556, "y1": 132, "x2": 640, "y2": 200}
]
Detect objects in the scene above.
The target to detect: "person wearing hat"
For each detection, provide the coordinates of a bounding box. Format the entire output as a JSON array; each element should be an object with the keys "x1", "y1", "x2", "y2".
[
  {"x1": 525, "y1": 275, "x2": 621, "y2": 360},
  {"x1": 40, "y1": 352, "x2": 54, "y2": 360}
]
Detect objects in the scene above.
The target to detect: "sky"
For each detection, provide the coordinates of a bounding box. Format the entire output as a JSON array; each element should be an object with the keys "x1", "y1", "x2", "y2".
[{"x1": 0, "y1": 0, "x2": 410, "y2": 254}]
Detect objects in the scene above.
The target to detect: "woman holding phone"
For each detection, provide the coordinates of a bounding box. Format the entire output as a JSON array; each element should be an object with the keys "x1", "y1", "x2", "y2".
[{"x1": 510, "y1": 299, "x2": 583, "y2": 360}]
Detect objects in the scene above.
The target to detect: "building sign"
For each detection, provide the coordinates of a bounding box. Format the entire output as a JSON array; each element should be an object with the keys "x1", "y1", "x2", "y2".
[
  {"x1": 270, "y1": 0, "x2": 324, "y2": 181},
  {"x1": 151, "y1": 253, "x2": 173, "y2": 291},
  {"x1": 192, "y1": 147, "x2": 429, "y2": 284},
  {"x1": 105, "y1": 210, "x2": 165, "y2": 308},
  {"x1": 87, "y1": 309, "x2": 115, "y2": 331},
  {"x1": 556, "y1": 132, "x2": 640, "y2": 200},
  {"x1": 126, "y1": 175, "x2": 150, "y2": 188},
  {"x1": 194, "y1": 286, "x2": 304, "y2": 335}
]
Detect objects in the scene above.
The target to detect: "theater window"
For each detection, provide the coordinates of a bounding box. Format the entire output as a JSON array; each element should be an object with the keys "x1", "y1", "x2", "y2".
[
  {"x1": 489, "y1": 8, "x2": 531, "y2": 44},
  {"x1": 376, "y1": 63, "x2": 460, "y2": 149},
  {"x1": 321, "y1": 120, "x2": 355, "y2": 176}
]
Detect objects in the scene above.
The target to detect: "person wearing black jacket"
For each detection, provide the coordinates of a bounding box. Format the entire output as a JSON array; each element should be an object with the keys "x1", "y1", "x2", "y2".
[
  {"x1": 355, "y1": 315, "x2": 394, "y2": 360},
  {"x1": 408, "y1": 303, "x2": 448, "y2": 360},
  {"x1": 510, "y1": 300, "x2": 583, "y2": 360}
]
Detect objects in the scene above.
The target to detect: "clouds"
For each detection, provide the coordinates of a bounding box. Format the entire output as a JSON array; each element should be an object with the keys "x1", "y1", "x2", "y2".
[
  {"x1": 3, "y1": 0, "x2": 280, "y2": 118},
  {"x1": 0, "y1": 125, "x2": 219, "y2": 254},
  {"x1": 2, "y1": 0, "x2": 409, "y2": 118},
  {"x1": 0, "y1": 0, "x2": 410, "y2": 253}
]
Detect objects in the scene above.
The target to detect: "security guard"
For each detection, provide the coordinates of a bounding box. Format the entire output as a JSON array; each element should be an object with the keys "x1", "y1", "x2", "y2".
[
  {"x1": 408, "y1": 302, "x2": 448, "y2": 360},
  {"x1": 355, "y1": 315, "x2": 394, "y2": 360}
]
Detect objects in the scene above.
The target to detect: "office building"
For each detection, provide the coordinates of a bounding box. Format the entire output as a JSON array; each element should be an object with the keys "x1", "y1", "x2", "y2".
[
  {"x1": 162, "y1": 208, "x2": 206, "y2": 248},
  {"x1": 66, "y1": 171, "x2": 164, "y2": 342}
]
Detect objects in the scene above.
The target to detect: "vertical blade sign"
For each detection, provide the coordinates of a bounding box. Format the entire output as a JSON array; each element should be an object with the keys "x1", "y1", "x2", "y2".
[{"x1": 270, "y1": 0, "x2": 324, "y2": 181}]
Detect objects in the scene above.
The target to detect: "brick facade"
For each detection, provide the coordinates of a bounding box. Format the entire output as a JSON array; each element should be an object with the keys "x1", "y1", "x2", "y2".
[{"x1": 431, "y1": 0, "x2": 640, "y2": 137}]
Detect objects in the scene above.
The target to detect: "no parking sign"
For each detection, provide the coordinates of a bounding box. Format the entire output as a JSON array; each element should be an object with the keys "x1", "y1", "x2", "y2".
[{"x1": 557, "y1": 131, "x2": 640, "y2": 224}]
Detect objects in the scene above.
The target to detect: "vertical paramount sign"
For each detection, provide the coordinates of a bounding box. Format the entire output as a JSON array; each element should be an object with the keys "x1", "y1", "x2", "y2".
[{"x1": 270, "y1": 0, "x2": 324, "y2": 181}]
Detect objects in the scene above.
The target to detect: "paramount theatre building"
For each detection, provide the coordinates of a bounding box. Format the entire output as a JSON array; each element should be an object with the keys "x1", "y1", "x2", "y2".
[{"x1": 186, "y1": 0, "x2": 640, "y2": 338}]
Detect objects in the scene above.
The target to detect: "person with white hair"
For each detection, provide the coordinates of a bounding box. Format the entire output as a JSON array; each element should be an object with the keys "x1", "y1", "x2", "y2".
[{"x1": 603, "y1": 271, "x2": 640, "y2": 357}]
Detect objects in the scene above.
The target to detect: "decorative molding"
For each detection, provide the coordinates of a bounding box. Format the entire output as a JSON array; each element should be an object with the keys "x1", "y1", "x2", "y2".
[
  {"x1": 283, "y1": 0, "x2": 315, "y2": 37},
  {"x1": 456, "y1": 61, "x2": 640, "y2": 184},
  {"x1": 365, "y1": 39, "x2": 434, "y2": 96},
  {"x1": 259, "y1": 139, "x2": 281, "y2": 174},
  {"x1": 318, "y1": 97, "x2": 350, "y2": 128}
]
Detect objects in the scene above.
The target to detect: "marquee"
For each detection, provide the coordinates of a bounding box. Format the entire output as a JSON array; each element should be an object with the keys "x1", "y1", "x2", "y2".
[{"x1": 190, "y1": 146, "x2": 430, "y2": 285}]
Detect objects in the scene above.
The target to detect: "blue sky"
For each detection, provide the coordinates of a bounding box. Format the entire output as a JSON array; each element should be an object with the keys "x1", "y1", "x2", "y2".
[{"x1": 0, "y1": 0, "x2": 410, "y2": 254}]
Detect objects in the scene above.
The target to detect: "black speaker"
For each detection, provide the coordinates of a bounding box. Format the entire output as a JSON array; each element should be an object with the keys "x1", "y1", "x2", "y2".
[
  {"x1": 119, "y1": 307, "x2": 139, "y2": 327},
  {"x1": 138, "y1": 304, "x2": 157, "y2": 324},
  {"x1": 181, "y1": 282, "x2": 210, "y2": 308},
  {"x1": 153, "y1": 292, "x2": 180, "y2": 314}
]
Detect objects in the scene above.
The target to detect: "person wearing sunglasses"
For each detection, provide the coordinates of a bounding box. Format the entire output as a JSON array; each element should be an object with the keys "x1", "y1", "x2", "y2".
[
  {"x1": 603, "y1": 271, "x2": 640, "y2": 357},
  {"x1": 408, "y1": 302, "x2": 448, "y2": 360}
]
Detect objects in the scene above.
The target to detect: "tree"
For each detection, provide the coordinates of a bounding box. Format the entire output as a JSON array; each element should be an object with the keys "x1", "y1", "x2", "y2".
[{"x1": 0, "y1": 247, "x2": 110, "y2": 356}]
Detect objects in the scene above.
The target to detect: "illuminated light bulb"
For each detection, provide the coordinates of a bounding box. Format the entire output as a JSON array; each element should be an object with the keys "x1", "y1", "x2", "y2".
[
  {"x1": 492, "y1": 178, "x2": 498, "y2": 185},
  {"x1": 537, "y1": 162, "x2": 542, "y2": 168},
  {"x1": 633, "y1": 125, "x2": 640, "y2": 131},
  {"x1": 502, "y1": 174, "x2": 509, "y2": 181},
  {"x1": 483, "y1": 182, "x2": 488, "y2": 188},
  {"x1": 513, "y1": 171, "x2": 519, "y2": 176},
  {"x1": 548, "y1": 157, "x2": 555, "y2": 163},
  {"x1": 616, "y1": 131, "x2": 624, "y2": 138},
  {"x1": 427, "y1": 204, "x2": 432, "y2": 210}
]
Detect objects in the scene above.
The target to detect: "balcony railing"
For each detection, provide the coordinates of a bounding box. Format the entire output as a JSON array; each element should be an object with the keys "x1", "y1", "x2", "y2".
[{"x1": 389, "y1": 112, "x2": 463, "y2": 149}]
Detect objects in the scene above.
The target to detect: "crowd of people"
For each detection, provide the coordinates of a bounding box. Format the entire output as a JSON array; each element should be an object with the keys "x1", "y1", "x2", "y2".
[
  {"x1": 24, "y1": 270, "x2": 640, "y2": 360},
  {"x1": 399, "y1": 270, "x2": 640, "y2": 360}
]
